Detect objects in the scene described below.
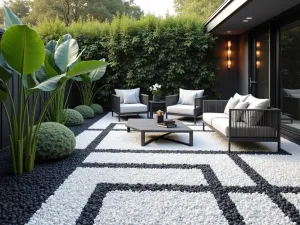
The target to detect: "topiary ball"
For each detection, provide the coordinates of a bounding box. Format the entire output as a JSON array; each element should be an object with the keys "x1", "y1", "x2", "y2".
[
  {"x1": 64, "y1": 109, "x2": 84, "y2": 127},
  {"x1": 35, "y1": 122, "x2": 76, "y2": 161},
  {"x1": 90, "y1": 104, "x2": 103, "y2": 115},
  {"x1": 74, "y1": 105, "x2": 95, "y2": 119}
]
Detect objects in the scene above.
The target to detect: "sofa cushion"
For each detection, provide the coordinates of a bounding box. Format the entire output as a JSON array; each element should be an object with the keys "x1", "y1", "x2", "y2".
[
  {"x1": 224, "y1": 97, "x2": 239, "y2": 115},
  {"x1": 233, "y1": 93, "x2": 250, "y2": 102},
  {"x1": 123, "y1": 92, "x2": 138, "y2": 104},
  {"x1": 282, "y1": 89, "x2": 300, "y2": 97},
  {"x1": 120, "y1": 103, "x2": 147, "y2": 113},
  {"x1": 211, "y1": 118, "x2": 276, "y2": 137},
  {"x1": 203, "y1": 113, "x2": 228, "y2": 126},
  {"x1": 182, "y1": 92, "x2": 197, "y2": 105},
  {"x1": 178, "y1": 88, "x2": 204, "y2": 104},
  {"x1": 115, "y1": 88, "x2": 140, "y2": 103},
  {"x1": 167, "y1": 104, "x2": 195, "y2": 115}
]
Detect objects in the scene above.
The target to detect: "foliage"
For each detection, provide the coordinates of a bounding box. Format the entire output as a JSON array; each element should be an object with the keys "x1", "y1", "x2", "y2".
[
  {"x1": 74, "y1": 105, "x2": 94, "y2": 118},
  {"x1": 38, "y1": 34, "x2": 107, "y2": 124},
  {"x1": 2, "y1": 0, "x2": 143, "y2": 26},
  {"x1": 34, "y1": 122, "x2": 76, "y2": 161},
  {"x1": 90, "y1": 104, "x2": 103, "y2": 115},
  {"x1": 64, "y1": 109, "x2": 84, "y2": 126},
  {"x1": 149, "y1": 83, "x2": 162, "y2": 96},
  {"x1": 74, "y1": 59, "x2": 107, "y2": 106},
  {"x1": 37, "y1": 15, "x2": 219, "y2": 107},
  {"x1": 174, "y1": 0, "x2": 224, "y2": 22},
  {"x1": 0, "y1": 7, "x2": 106, "y2": 175}
]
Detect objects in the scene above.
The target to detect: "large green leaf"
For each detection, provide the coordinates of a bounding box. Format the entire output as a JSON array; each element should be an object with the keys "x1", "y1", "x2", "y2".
[
  {"x1": 67, "y1": 48, "x2": 85, "y2": 68},
  {"x1": 3, "y1": 6, "x2": 22, "y2": 29},
  {"x1": 23, "y1": 72, "x2": 39, "y2": 89},
  {"x1": 44, "y1": 50, "x2": 58, "y2": 78},
  {"x1": 54, "y1": 39, "x2": 79, "y2": 72},
  {"x1": 89, "y1": 64, "x2": 108, "y2": 82},
  {"x1": 1, "y1": 25, "x2": 45, "y2": 75},
  {"x1": 66, "y1": 60, "x2": 108, "y2": 78},
  {"x1": 27, "y1": 74, "x2": 66, "y2": 94},
  {"x1": 0, "y1": 79, "x2": 8, "y2": 101},
  {"x1": 45, "y1": 40, "x2": 57, "y2": 55},
  {"x1": 62, "y1": 34, "x2": 72, "y2": 42}
]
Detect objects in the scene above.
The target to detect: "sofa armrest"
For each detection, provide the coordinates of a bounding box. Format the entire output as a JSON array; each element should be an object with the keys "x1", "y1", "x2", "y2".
[
  {"x1": 111, "y1": 94, "x2": 120, "y2": 113},
  {"x1": 140, "y1": 94, "x2": 149, "y2": 107},
  {"x1": 166, "y1": 94, "x2": 179, "y2": 107},
  {"x1": 229, "y1": 108, "x2": 281, "y2": 138},
  {"x1": 203, "y1": 100, "x2": 228, "y2": 113},
  {"x1": 195, "y1": 96, "x2": 208, "y2": 108}
]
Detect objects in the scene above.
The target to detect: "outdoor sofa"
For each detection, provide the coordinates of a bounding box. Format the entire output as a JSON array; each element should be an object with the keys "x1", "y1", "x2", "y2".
[
  {"x1": 282, "y1": 88, "x2": 300, "y2": 120},
  {"x1": 203, "y1": 94, "x2": 281, "y2": 152},
  {"x1": 112, "y1": 88, "x2": 149, "y2": 121},
  {"x1": 166, "y1": 88, "x2": 207, "y2": 124}
]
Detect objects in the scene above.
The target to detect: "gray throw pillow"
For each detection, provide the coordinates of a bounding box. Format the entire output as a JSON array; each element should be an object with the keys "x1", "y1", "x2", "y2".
[
  {"x1": 115, "y1": 88, "x2": 140, "y2": 103},
  {"x1": 123, "y1": 92, "x2": 138, "y2": 104},
  {"x1": 242, "y1": 98, "x2": 270, "y2": 126},
  {"x1": 182, "y1": 92, "x2": 196, "y2": 105},
  {"x1": 224, "y1": 97, "x2": 239, "y2": 115}
]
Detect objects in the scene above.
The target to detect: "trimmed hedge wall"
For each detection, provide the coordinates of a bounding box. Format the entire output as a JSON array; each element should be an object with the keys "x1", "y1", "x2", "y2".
[{"x1": 38, "y1": 15, "x2": 219, "y2": 107}]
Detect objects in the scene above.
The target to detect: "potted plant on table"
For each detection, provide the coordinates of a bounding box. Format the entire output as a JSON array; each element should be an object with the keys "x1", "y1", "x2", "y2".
[{"x1": 150, "y1": 83, "x2": 162, "y2": 102}]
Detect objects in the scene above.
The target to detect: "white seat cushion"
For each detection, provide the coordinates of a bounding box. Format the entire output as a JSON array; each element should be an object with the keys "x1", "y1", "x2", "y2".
[
  {"x1": 167, "y1": 104, "x2": 195, "y2": 115},
  {"x1": 211, "y1": 118, "x2": 276, "y2": 137},
  {"x1": 203, "y1": 113, "x2": 228, "y2": 126},
  {"x1": 120, "y1": 103, "x2": 147, "y2": 113}
]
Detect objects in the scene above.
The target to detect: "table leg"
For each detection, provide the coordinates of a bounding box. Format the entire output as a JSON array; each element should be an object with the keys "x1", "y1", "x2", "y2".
[
  {"x1": 127, "y1": 127, "x2": 130, "y2": 133},
  {"x1": 150, "y1": 104, "x2": 153, "y2": 119},
  {"x1": 189, "y1": 131, "x2": 193, "y2": 146},
  {"x1": 141, "y1": 132, "x2": 145, "y2": 146}
]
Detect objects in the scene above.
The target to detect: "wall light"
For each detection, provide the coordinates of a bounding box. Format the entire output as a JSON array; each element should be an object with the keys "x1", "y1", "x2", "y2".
[
  {"x1": 227, "y1": 41, "x2": 231, "y2": 69},
  {"x1": 256, "y1": 41, "x2": 260, "y2": 69}
]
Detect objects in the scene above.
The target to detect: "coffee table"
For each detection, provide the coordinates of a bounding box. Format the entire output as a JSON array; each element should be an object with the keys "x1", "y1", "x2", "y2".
[{"x1": 126, "y1": 119, "x2": 193, "y2": 146}]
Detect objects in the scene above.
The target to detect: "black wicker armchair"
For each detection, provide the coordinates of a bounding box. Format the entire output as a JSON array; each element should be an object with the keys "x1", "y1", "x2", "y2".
[
  {"x1": 165, "y1": 94, "x2": 208, "y2": 124},
  {"x1": 111, "y1": 94, "x2": 149, "y2": 122},
  {"x1": 203, "y1": 100, "x2": 281, "y2": 152}
]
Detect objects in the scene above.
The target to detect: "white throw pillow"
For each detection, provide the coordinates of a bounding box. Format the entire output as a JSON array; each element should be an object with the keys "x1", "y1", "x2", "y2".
[
  {"x1": 290, "y1": 93, "x2": 300, "y2": 98},
  {"x1": 178, "y1": 88, "x2": 204, "y2": 104},
  {"x1": 182, "y1": 92, "x2": 196, "y2": 105},
  {"x1": 233, "y1": 93, "x2": 250, "y2": 102},
  {"x1": 115, "y1": 88, "x2": 140, "y2": 103},
  {"x1": 224, "y1": 97, "x2": 239, "y2": 115},
  {"x1": 123, "y1": 92, "x2": 138, "y2": 104},
  {"x1": 242, "y1": 98, "x2": 270, "y2": 126},
  {"x1": 232, "y1": 102, "x2": 249, "y2": 122}
]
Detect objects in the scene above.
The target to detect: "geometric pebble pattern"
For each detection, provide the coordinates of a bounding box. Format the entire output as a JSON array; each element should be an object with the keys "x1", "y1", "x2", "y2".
[{"x1": 3, "y1": 114, "x2": 300, "y2": 225}]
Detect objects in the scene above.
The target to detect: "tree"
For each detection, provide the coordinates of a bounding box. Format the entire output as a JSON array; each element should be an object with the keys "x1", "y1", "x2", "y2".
[{"x1": 174, "y1": 0, "x2": 224, "y2": 21}]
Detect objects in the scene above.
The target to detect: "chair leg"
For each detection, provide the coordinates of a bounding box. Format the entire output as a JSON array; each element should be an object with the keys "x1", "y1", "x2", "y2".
[
  {"x1": 228, "y1": 140, "x2": 231, "y2": 152},
  {"x1": 118, "y1": 115, "x2": 120, "y2": 122},
  {"x1": 278, "y1": 140, "x2": 281, "y2": 152},
  {"x1": 194, "y1": 117, "x2": 196, "y2": 124},
  {"x1": 203, "y1": 123, "x2": 205, "y2": 131},
  {"x1": 112, "y1": 111, "x2": 113, "y2": 116},
  {"x1": 166, "y1": 112, "x2": 168, "y2": 119}
]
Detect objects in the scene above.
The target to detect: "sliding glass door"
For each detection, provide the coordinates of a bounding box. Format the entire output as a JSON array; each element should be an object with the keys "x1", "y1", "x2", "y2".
[{"x1": 280, "y1": 21, "x2": 300, "y2": 133}]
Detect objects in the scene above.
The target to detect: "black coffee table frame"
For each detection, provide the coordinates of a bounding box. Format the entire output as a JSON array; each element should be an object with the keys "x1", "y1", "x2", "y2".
[{"x1": 126, "y1": 119, "x2": 193, "y2": 146}]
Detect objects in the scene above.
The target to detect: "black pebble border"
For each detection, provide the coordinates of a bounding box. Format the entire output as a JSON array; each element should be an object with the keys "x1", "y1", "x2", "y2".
[{"x1": 0, "y1": 113, "x2": 299, "y2": 225}]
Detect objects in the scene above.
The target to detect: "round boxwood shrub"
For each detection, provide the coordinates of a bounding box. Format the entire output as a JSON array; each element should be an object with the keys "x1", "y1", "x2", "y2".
[
  {"x1": 90, "y1": 104, "x2": 103, "y2": 115},
  {"x1": 64, "y1": 109, "x2": 84, "y2": 127},
  {"x1": 35, "y1": 122, "x2": 76, "y2": 161},
  {"x1": 74, "y1": 105, "x2": 94, "y2": 119}
]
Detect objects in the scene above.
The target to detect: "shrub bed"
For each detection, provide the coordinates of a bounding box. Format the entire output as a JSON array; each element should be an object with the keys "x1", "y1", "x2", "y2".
[
  {"x1": 64, "y1": 109, "x2": 84, "y2": 127},
  {"x1": 74, "y1": 105, "x2": 95, "y2": 119}
]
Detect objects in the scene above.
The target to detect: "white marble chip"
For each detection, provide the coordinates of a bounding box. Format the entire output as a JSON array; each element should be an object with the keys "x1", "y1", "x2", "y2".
[
  {"x1": 94, "y1": 190, "x2": 228, "y2": 225},
  {"x1": 229, "y1": 192, "x2": 294, "y2": 225},
  {"x1": 240, "y1": 154, "x2": 300, "y2": 187},
  {"x1": 75, "y1": 130, "x2": 102, "y2": 149},
  {"x1": 96, "y1": 130, "x2": 274, "y2": 152},
  {"x1": 84, "y1": 152, "x2": 255, "y2": 187},
  {"x1": 26, "y1": 167, "x2": 207, "y2": 225}
]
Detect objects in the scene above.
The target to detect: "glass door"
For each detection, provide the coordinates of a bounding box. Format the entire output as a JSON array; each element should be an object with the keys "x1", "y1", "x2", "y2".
[{"x1": 280, "y1": 21, "x2": 300, "y2": 133}]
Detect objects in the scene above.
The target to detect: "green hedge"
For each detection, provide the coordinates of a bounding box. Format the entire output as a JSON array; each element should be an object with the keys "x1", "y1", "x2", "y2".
[{"x1": 37, "y1": 15, "x2": 219, "y2": 106}]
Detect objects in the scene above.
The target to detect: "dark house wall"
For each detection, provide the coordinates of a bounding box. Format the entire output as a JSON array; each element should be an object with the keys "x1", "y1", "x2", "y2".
[
  {"x1": 214, "y1": 35, "x2": 240, "y2": 99},
  {"x1": 238, "y1": 33, "x2": 249, "y2": 95}
]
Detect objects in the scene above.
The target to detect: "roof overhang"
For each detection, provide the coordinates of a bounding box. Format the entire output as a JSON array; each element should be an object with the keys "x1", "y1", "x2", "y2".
[{"x1": 206, "y1": 0, "x2": 300, "y2": 35}]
